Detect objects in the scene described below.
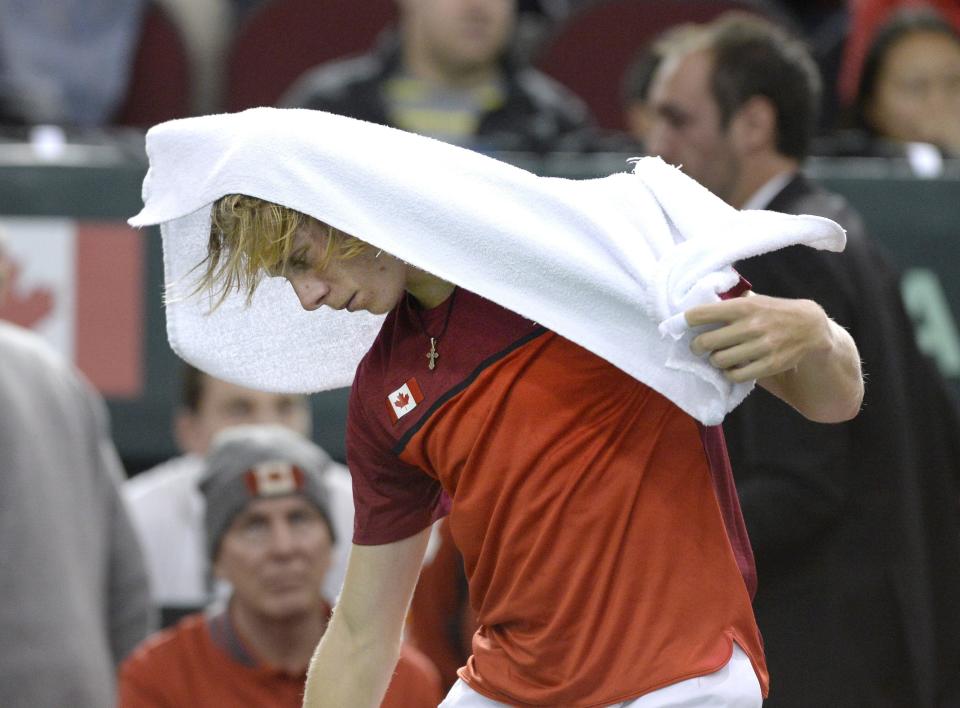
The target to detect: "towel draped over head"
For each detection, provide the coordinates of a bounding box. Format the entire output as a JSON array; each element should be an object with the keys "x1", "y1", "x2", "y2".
[{"x1": 129, "y1": 107, "x2": 845, "y2": 425}]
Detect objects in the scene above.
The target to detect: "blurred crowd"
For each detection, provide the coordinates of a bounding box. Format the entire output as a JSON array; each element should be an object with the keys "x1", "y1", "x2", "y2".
[
  {"x1": 0, "y1": 0, "x2": 958, "y2": 161},
  {"x1": 2, "y1": 1, "x2": 960, "y2": 707}
]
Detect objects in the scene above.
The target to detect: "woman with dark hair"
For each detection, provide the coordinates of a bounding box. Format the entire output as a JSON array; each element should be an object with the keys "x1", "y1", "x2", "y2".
[{"x1": 850, "y1": 7, "x2": 960, "y2": 156}]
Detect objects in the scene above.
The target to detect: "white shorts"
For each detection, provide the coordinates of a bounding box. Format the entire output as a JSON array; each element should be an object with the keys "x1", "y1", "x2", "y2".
[{"x1": 439, "y1": 643, "x2": 762, "y2": 707}]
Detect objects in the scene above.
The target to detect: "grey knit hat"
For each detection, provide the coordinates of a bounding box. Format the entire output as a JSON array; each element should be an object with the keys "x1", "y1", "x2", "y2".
[{"x1": 199, "y1": 424, "x2": 337, "y2": 558}]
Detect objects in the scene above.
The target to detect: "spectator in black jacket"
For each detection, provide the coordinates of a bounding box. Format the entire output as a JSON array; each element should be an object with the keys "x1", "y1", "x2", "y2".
[{"x1": 280, "y1": 0, "x2": 601, "y2": 154}]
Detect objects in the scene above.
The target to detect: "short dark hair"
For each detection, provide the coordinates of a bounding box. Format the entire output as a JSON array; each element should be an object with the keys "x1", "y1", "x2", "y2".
[
  {"x1": 622, "y1": 23, "x2": 703, "y2": 106},
  {"x1": 706, "y1": 13, "x2": 821, "y2": 160},
  {"x1": 853, "y1": 7, "x2": 960, "y2": 135}
]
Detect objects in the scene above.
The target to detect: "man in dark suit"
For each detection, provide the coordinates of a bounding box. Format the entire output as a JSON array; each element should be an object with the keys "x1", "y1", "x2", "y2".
[{"x1": 644, "y1": 14, "x2": 960, "y2": 708}]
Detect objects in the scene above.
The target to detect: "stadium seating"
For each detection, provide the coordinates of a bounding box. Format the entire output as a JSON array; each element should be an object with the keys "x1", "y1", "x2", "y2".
[
  {"x1": 113, "y1": 2, "x2": 191, "y2": 127},
  {"x1": 534, "y1": 0, "x2": 780, "y2": 131},
  {"x1": 225, "y1": 0, "x2": 396, "y2": 111}
]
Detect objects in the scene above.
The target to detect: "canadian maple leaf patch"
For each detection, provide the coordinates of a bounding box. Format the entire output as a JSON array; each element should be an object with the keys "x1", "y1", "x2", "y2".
[{"x1": 386, "y1": 378, "x2": 424, "y2": 423}]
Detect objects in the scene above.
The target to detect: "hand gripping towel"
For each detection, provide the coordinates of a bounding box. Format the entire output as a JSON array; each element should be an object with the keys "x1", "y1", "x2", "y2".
[{"x1": 129, "y1": 107, "x2": 845, "y2": 425}]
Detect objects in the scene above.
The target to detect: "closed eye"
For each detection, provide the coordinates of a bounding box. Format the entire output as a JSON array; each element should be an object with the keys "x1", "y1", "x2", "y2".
[
  {"x1": 657, "y1": 104, "x2": 690, "y2": 130},
  {"x1": 283, "y1": 248, "x2": 312, "y2": 275}
]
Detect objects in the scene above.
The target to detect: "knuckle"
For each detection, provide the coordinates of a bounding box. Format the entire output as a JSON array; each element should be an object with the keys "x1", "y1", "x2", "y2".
[{"x1": 744, "y1": 316, "x2": 766, "y2": 337}]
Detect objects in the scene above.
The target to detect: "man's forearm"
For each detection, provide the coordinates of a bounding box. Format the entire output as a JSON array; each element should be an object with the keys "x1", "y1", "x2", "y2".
[
  {"x1": 686, "y1": 294, "x2": 864, "y2": 423},
  {"x1": 302, "y1": 610, "x2": 402, "y2": 708},
  {"x1": 766, "y1": 315, "x2": 863, "y2": 423},
  {"x1": 302, "y1": 530, "x2": 431, "y2": 707}
]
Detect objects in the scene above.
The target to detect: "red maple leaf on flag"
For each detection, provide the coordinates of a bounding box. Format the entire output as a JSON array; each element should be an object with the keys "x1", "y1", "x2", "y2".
[
  {"x1": 0, "y1": 261, "x2": 54, "y2": 328},
  {"x1": 395, "y1": 392, "x2": 410, "y2": 408}
]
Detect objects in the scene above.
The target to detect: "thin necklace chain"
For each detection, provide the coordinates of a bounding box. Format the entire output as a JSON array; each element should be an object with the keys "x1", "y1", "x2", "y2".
[{"x1": 414, "y1": 287, "x2": 458, "y2": 371}]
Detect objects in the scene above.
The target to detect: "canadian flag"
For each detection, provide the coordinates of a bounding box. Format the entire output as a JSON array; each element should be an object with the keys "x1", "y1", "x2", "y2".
[
  {"x1": 386, "y1": 377, "x2": 425, "y2": 423},
  {"x1": 244, "y1": 462, "x2": 306, "y2": 497},
  {"x1": 0, "y1": 217, "x2": 143, "y2": 397}
]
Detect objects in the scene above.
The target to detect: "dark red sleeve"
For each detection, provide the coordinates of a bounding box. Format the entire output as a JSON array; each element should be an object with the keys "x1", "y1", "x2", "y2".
[
  {"x1": 346, "y1": 373, "x2": 448, "y2": 546},
  {"x1": 720, "y1": 273, "x2": 752, "y2": 300}
]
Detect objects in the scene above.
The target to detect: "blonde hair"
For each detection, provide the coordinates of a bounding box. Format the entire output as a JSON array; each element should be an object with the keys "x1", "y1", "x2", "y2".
[{"x1": 195, "y1": 194, "x2": 368, "y2": 308}]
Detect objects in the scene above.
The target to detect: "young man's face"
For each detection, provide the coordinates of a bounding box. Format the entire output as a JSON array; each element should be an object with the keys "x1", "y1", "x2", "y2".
[
  {"x1": 282, "y1": 220, "x2": 409, "y2": 315},
  {"x1": 175, "y1": 375, "x2": 311, "y2": 455},
  {"x1": 214, "y1": 495, "x2": 333, "y2": 621},
  {"x1": 646, "y1": 49, "x2": 743, "y2": 204}
]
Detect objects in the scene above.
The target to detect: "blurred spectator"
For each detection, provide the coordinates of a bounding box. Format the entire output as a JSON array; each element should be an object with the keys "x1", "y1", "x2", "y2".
[
  {"x1": 280, "y1": 0, "x2": 600, "y2": 153},
  {"x1": 838, "y1": 0, "x2": 960, "y2": 108},
  {"x1": 152, "y1": 0, "x2": 233, "y2": 116},
  {"x1": 124, "y1": 364, "x2": 353, "y2": 625},
  {"x1": 0, "y1": 0, "x2": 148, "y2": 126},
  {"x1": 646, "y1": 13, "x2": 960, "y2": 707},
  {"x1": 119, "y1": 424, "x2": 442, "y2": 707},
  {"x1": 848, "y1": 8, "x2": 960, "y2": 157},
  {"x1": 0, "y1": 242, "x2": 153, "y2": 705}
]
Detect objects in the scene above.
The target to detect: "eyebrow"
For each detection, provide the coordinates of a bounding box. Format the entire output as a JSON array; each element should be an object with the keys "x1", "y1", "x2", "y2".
[{"x1": 235, "y1": 510, "x2": 268, "y2": 526}]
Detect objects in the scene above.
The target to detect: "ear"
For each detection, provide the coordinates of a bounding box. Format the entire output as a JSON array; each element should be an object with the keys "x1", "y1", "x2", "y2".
[
  {"x1": 173, "y1": 409, "x2": 205, "y2": 456},
  {"x1": 729, "y1": 95, "x2": 777, "y2": 155}
]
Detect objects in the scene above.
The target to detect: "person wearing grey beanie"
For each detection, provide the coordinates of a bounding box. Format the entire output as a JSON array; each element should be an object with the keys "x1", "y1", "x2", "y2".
[
  {"x1": 118, "y1": 423, "x2": 443, "y2": 707},
  {"x1": 199, "y1": 423, "x2": 338, "y2": 559}
]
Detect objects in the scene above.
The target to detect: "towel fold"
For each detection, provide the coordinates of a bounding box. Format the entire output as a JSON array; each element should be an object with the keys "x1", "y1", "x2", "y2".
[{"x1": 130, "y1": 107, "x2": 845, "y2": 425}]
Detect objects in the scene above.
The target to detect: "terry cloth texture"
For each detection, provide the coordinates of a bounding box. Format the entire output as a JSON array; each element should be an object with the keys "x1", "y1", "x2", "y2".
[
  {"x1": 200, "y1": 424, "x2": 336, "y2": 557},
  {"x1": 129, "y1": 107, "x2": 845, "y2": 425}
]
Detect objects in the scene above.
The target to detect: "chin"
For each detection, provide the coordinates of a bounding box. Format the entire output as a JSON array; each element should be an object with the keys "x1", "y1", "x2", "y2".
[
  {"x1": 368, "y1": 293, "x2": 404, "y2": 315},
  {"x1": 260, "y1": 594, "x2": 317, "y2": 620}
]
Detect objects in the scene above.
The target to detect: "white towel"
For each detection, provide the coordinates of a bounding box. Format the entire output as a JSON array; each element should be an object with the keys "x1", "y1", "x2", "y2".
[{"x1": 129, "y1": 107, "x2": 845, "y2": 425}]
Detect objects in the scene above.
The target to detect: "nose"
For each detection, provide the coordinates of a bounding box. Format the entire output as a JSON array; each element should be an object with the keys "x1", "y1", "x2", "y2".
[
  {"x1": 288, "y1": 273, "x2": 330, "y2": 311},
  {"x1": 268, "y1": 521, "x2": 298, "y2": 556}
]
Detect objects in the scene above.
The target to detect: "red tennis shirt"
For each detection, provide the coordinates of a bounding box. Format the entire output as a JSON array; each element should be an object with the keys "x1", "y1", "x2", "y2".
[
  {"x1": 348, "y1": 289, "x2": 768, "y2": 706},
  {"x1": 118, "y1": 608, "x2": 441, "y2": 707}
]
